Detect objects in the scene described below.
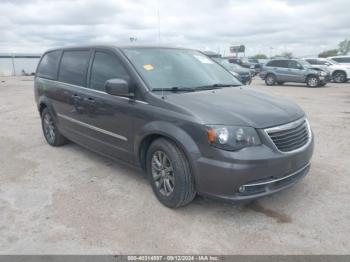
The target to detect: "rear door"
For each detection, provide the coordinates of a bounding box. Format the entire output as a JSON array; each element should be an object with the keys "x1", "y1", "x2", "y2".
[
  {"x1": 72, "y1": 49, "x2": 134, "y2": 162},
  {"x1": 270, "y1": 60, "x2": 289, "y2": 81},
  {"x1": 53, "y1": 49, "x2": 92, "y2": 135}
]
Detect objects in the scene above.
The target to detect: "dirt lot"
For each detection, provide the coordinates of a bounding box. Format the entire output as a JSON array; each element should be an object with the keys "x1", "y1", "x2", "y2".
[{"x1": 0, "y1": 76, "x2": 349, "y2": 254}]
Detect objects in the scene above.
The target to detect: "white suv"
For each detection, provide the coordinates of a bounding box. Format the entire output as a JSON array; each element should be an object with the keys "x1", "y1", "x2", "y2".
[
  {"x1": 303, "y1": 58, "x2": 350, "y2": 83},
  {"x1": 329, "y1": 56, "x2": 350, "y2": 66}
]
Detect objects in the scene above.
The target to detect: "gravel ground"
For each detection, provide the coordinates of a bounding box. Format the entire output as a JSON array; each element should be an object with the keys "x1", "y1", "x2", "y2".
[{"x1": 0, "y1": 76, "x2": 349, "y2": 254}]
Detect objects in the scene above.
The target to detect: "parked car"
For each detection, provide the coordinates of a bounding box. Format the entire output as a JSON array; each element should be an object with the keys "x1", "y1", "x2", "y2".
[
  {"x1": 212, "y1": 57, "x2": 252, "y2": 85},
  {"x1": 303, "y1": 58, "x2": 350, "y2": 83},
  {"x1": 328, "y1": 56, "x2": 350, "y2": 66},
  {"x1": 260, "y1": 59, "x2": 330, "y2": 87},
  {"x1": 228, "y1": 57, "x2": 255, "y2": 71},
  {"x1": 248, "y1": 58, "x2": 263, "y2": 74},
  {"x1": 35, "y1": 45, "x2": 314, "y2": 208}
]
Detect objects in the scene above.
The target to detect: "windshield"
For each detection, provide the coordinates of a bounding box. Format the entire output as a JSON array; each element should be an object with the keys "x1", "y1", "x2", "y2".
[{"x1": 122, "y1": 48, "x2": 241, "y2": 90}]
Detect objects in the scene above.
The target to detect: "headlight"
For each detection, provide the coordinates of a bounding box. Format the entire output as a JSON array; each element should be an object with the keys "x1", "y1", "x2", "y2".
[
  {"x1": 207, "y1": 125, "x2": 261, "y2": 151},
  {"x1": 318, "y1": 71, "x2": 327, "y2": 76}
]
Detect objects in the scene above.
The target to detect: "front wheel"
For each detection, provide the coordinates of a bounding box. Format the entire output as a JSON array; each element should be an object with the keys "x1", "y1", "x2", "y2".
[
  {"x1": 306, "y1": 75, "x2": 320, "y2": 88},
  {"x1": 146, "y1": 138, "x2": 196, "y2": 208},
  {"x1": 333, "y1": 71, "x2": 346, "y2": 83}
]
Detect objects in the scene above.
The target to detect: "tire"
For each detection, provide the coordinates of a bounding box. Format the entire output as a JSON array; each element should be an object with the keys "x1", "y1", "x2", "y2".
[
  {"x1": 332, "y1": 71, "x2": 346, "y2": 83},
  {"x1": 146, "y1": 138, "x2": 196, "y2": 208},
  {"x1": 277, "y1": 82, "x2": 284, "y2": 85},
  {"x1": 306, "y1": 75, "x2": 320, "y2": 88},
  {"x1": 41, "y1": 108, "x2": 68, "y2": 146},
  {"x1": 265, "y1": 74, "x2": 276, "y2": 86}
]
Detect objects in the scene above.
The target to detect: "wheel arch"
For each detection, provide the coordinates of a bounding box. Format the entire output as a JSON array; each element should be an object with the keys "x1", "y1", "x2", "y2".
[
  {"x1": 37, "y1": 96, "x2": 56, "y2": 118},
  {"x1": 332, "y1": 70, "x2": 347, "y2": 77},
  {"x1": 134, "y1": 121, "x2": 201, "y2": 179}
]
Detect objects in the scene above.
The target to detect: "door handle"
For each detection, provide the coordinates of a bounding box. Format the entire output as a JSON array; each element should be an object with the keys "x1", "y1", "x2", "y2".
[
  {"x1": 72, "y1": 94, "x2": 81, "y2": 99},
  {"x1": 84, "y1": 97, "x2": 95, "y2": 104}
]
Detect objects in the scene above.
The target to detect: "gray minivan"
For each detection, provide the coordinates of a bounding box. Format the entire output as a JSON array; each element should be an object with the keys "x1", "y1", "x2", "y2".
[
  {"x1": 35, "y1": 46, "x2": 314, "y2": 208},
  {"x1": 260, "y1": 59, "x2": 330, "y2": 87}
]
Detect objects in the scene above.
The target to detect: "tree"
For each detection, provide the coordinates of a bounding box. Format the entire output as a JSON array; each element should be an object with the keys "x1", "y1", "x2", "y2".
[
  {"x1": 338, "y1": 39, "x2": 350, "y2": 55},
  {"x1": 318, "y1": 49, "x2": 338, "y2": 58},
  {"x1": 252, "y1": 54, "x2": 268, "y2": 59},
  {"x1": 281, "y1": 52, "x2": 293, "y2": 59}
]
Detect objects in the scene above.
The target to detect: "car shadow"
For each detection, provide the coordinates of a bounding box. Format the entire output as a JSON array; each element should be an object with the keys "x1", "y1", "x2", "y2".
[{"x1": 62, "y1": 141, "x2": 302, "y2": 224}]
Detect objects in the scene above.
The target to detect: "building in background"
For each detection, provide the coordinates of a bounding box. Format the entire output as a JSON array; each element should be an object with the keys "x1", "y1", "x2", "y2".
[{"x1": 0, "y1": 54, "x2": 41, "y2": 76}]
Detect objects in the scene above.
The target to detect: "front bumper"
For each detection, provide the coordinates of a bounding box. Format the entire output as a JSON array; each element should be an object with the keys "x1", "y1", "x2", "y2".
[
  {"x1": 193, "y1": 131, "x2": 314, "y2": 201},
  {"x1": 318, "y1": 74, "x2": 331, "y2": 83}
]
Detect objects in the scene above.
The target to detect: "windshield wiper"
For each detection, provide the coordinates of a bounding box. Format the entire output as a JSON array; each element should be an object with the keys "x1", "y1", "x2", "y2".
[
  {"x1": 152, "y1": 86, "x2": 196, "y2": 92},
  {"x1": 151, "y1": 83, "x2": 241, "y2": 93},
  {"x1": 194, "y1": 83, "x2": 241, "y2": 90}
]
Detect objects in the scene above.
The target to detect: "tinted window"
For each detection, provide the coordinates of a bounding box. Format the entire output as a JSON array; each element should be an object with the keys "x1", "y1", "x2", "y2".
[
  {"x1": 90, "y1": 52, "x2": 129, "y2": 91},
  {"x1": 332, "y1": 57, "x2": 350, "y2": 63},
  {"x1": 59, "y1": 50, "x2": 90, "y2": 86},
  {"x1": 266, "y1": 60, "x2": 287, "y2": 68},
  {"x1": 37, "y1": 51, "x2": 61, "y2": 79},
  {"x1": 287, "y1": 60, "x2": 302, "y2": 69}
]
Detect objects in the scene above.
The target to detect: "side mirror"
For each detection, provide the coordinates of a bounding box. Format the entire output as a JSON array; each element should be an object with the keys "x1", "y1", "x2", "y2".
[{"x1": 105, "y1": 78, "x2": 134, "y2": 97}]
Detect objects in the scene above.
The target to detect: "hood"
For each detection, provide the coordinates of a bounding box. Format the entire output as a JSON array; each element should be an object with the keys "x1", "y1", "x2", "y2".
[{"x1": 165, "y1": 87, "x2": 305, "y2": 129}]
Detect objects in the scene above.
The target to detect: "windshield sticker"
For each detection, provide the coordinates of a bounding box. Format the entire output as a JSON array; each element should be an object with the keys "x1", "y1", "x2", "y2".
[
  {"x1": 193, "y1": 55, "x2": 213, "y2": 64},
  {"x1": 143, "y1": 64, "x2": 154, "y2": 71}
]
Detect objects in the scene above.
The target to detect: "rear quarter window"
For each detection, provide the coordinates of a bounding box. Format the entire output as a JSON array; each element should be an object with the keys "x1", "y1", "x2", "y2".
[
  {"x1": 58, "y1": 50, "x2": 91, "y2": 86},
  {"x1": 36, "y1": 50, "x2": 61, "y2": 80}
]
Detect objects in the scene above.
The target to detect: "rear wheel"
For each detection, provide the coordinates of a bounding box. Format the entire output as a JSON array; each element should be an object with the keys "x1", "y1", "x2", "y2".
[
  {"x1": 333, "y1": 71, "x2": 346, "y2": 83},
  {"x1": 146, "y1": 138, "x2": 196, "y2": 208},
  {"x1": 306, "y1": 75, "x2": 320, "y2": 88},
  {"x1": 265, "y1": 74, "x2": 276, "y2": 86},
  {"x1": 41, "y1": 108, "x2": 68, "y2": 146}
]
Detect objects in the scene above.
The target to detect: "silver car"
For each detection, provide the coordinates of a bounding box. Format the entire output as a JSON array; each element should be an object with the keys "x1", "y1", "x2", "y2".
[{"x1": 260, "y1": 59, "x2": 330, "y2": 87}]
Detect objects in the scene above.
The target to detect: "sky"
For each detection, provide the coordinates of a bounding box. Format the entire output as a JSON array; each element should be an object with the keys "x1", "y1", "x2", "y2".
[{"x1": 1, "y1": 0, "x2": 349, "y2": 57}]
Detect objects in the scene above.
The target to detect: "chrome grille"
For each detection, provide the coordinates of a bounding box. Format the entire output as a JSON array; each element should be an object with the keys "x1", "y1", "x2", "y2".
[{"x1": 265, "y1": 118, "x2": 311, "y2": 153}]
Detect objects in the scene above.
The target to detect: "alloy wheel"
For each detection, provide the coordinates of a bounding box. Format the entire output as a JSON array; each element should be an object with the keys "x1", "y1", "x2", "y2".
[
  {"x1": 151, "y1": 150, "x2": 175, "y2": 196},
  {"x1": 266, "y1": 75, "x2": 275, "y2": 85},
  {"x1": 43, "y1": 113, "x2": 56, "y2": 144},
  {"x1": 308, "y1": 77, "x2": 318, "y2": 87},
  {"x1": 333, "y1": 72, "x2": 345, "y2": 83}
]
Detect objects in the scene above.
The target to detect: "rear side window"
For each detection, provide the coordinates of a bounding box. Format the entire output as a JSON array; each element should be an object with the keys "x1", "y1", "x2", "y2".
[
  {"x1": 266, "y1": 60, "x2": 287, "y2": 68},
  {"x1": 90, "y1": 52, "x2": 129, "y2": 91},
  {"x1": 58, "y1": 50, "x2": 90, "y2": 86},
  {"x1": 37, "y1": 51, "x2": 61, "y2": 80}
]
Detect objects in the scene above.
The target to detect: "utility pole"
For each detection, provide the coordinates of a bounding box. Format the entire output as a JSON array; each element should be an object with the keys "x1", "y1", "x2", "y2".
[
  {"x1": 11, "y1": 53, "x2": 16, "y2": 76},
  {"x1": 157, "y1": 7, "x2": 161, "y2": 44}
]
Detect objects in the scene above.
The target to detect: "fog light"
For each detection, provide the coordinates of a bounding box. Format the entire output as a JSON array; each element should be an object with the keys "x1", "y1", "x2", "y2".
[{"x1": 238, "y1": 186, "x2": 245, "y2": 193}]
